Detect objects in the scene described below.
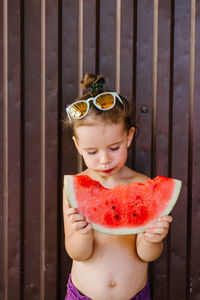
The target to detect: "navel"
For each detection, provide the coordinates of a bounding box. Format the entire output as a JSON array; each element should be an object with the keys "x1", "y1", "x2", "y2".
[{"x1": 109, "y1": 280, "x2": 117, "y2": 288}]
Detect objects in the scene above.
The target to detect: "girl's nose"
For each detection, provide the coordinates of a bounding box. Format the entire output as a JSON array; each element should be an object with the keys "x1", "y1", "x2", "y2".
[{"x1": 99, "y1": 151, "x2": 111, "y2": 165}]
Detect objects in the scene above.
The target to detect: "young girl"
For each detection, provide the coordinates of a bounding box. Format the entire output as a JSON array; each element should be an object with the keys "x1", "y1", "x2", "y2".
[{"x1": 63, "y1": 73, "x2": 173, "y2": 300}]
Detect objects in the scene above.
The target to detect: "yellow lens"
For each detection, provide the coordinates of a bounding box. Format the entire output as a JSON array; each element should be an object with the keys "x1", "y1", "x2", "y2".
[
  {"x1": 70, "y1": 102, "x2": 88, "y2": 118},
  {"x1": 95, "y1": 94, "x2": 114, "y2": 109}
]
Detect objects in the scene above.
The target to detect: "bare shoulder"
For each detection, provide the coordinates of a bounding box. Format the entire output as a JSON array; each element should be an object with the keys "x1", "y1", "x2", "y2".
[
  {"x1": 124, "y1": 167, "x2": 149, "y2": 184},
  {"x1": 132, "y1": 171, "x2": 149, "y2": 183}
]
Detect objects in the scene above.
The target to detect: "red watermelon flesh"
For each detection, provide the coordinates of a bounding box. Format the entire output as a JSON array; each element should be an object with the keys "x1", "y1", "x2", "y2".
[{"x1": 64, "y1": 175, "x2": 182, "y2": 235}]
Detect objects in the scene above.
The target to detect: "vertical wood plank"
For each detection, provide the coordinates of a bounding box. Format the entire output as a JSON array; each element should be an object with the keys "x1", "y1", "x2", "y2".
[
  {"x1": 170, "y1": 1, "x2": 191, "y2": 299},
  {"x1": 152, "y1": 1, "x2": 172, "y2": 299},
  {"x1": 82, "y1": 0, "x2": 98, "y2": 75},
  {"x1": 135, "y1": 0, "x2": 154, "y2": 177},
  {"x1": 2, "y1": 1, "x2": 8, "y2": 298},
  {"x1": 120, "y1": 0, "x2": 135, "y2": 103},
  {"x1": 190, "y1": 1, "x2": 200, "y2": 298},
  {"x1": 62, "y1": 0, "x2": 79, "y2": 175},
  {"x1": 24, "y1": 0, "x2": 42, "y2": 298},
  {"x1": 0, "y1": 0, "x2": 4, "y2": 298},
  {"x1": 43, "y1": 0, "x2": 59, "y2": 298},
  {"x1": 99, "y1": 0, "x2": 116, "y2": 90},
  {"x1": 154, "y1": 0, "x2": 172, "y2": 178},
  {"x1": 120, "y1": 0, "x2": 136, "y2": 169},
  {"x1": 6, "y1": 0, "x2": 22, "y2": 298}
]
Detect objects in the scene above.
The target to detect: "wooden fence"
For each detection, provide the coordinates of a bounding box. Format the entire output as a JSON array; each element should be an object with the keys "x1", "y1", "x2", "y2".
[{"x1": 0, "y1": 0, "x2": 200, "y2": 299}]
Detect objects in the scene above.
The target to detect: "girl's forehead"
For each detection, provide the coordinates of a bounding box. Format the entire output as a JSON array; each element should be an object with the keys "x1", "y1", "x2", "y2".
[{"x1": 75, "y1": 122, "x2": 127, "y2": 145}]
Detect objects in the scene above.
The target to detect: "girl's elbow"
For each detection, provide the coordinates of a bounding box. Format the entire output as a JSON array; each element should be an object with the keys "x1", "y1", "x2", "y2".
[
  {"x1": 138, "y1": 253, "x2": 161, "y2": 263},
  {"x1": 67, "y1": 250, "x2": 93, "y2": 261},
  {"x1": 136, "y1": 242, "x2": 163, "y2": 262},
  {"x1": 65, "y1": 242, "x2": 93, "y2": 261}
]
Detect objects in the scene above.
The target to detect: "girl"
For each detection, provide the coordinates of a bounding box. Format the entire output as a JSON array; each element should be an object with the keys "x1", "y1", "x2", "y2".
[{"x1": 63, "y1": 73, "x2": 173, "y2": 300}]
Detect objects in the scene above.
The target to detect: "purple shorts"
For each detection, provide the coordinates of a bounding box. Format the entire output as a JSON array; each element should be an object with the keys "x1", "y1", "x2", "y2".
[{"x1": 65, "y1": 274, "x2": 151, "y2": 300}]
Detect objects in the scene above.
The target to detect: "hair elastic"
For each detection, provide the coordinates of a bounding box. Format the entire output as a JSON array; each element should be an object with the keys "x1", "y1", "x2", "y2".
[{"x1": 88, "y1": 80, "x2": 104, "y2": 92}]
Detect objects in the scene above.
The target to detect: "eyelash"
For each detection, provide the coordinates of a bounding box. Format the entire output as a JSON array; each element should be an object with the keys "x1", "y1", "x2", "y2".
[
  {"x1": 87, "y1": 151, "x2": 97, "y2": 155},
  {"x1": 110, "y1": 146, "x2": 120, "y2": 151},
  {"x1": 87, "y1": 146, "x2": 120, "y2": 155}
]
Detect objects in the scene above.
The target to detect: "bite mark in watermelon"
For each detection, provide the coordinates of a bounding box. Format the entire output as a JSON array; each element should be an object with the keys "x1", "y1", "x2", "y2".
[{"x1": 64, "y1": 175, "x2": 182, "y2": 235}]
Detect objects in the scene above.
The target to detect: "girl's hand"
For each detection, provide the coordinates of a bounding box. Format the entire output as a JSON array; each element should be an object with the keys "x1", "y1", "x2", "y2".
[
  {"x1": 143, "y1": 215, "x2": 173, "y2": 243},
  {"x1": 65, "y1": 207, "x2": 92, "y2": 235}
]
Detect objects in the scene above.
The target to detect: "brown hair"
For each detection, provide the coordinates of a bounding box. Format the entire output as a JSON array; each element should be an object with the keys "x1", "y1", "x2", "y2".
[{"x1": 63, "y1": 73, "x2": 135, "y2": 133}]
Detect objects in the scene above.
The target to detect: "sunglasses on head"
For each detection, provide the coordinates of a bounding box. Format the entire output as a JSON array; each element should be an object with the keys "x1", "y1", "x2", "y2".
[{"x1": 66, "y1": 92, "x2": 124, "y2": 123}]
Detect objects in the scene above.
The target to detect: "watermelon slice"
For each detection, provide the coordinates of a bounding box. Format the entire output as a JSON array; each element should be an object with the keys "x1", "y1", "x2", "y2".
[{"x1": 64, "y1": 175, "x2": 182, "y2": 235}]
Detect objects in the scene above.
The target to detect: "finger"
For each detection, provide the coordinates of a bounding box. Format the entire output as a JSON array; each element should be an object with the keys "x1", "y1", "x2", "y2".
[
  {"x1": 70, "y1": 213, "x2": 85, "y2": 223},
  {"x1": 158, "y1": 215, "x2": 173, "y2": 223},
  {"x1": 146, "y1": 227, "x2": 168, "y2": 235},
  {"x1": 144, "y1": 232, "x2": 163, "y2": 243},
  {"x1": 79, "y1": 223, "x2": 92, "y2": 234},
  {"x1": 72, "y1": 220, "x2": 88, "y2": 231},
  {"x1": 72, "y1": 219, "x2": 92, "y2": 234},
  {"x1": 148, "y1": 221, "x2": 170, "y2": 230},
  {"x1": 65, "y1": 208, "x2": 78, "y2": 217}
]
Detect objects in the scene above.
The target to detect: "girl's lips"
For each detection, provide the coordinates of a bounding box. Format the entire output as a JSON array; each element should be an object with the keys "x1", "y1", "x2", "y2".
[{"x1": 101, "y1": 168, "x2": 114, "y2": 174}]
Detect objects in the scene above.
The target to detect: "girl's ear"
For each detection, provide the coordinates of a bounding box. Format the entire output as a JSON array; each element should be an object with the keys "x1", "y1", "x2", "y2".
[
  {"x1": 127, "y1": 127, "x2": 135, "y2": 148},
  {"x1": 72, "y1": 136, "x2": 82, "y2": 155}
]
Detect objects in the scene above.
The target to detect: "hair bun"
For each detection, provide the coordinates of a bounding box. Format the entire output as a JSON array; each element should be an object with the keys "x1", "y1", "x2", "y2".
[{"x1": 80, "y1": 73, "x2": 105, "y2": 90}]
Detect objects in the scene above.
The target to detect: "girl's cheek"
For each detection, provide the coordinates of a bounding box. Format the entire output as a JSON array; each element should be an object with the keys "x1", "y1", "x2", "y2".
[{"x1": 85, "y1": 156, "x2": 97, "y2": 166}]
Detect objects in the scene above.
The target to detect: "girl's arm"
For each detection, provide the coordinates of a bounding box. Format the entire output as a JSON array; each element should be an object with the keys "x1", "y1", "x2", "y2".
[
  {"x1": 136, "y1": 215, "x2": 173, "y2": 262},
  {"x1": 63, "y1": 187, "x2": 94, "y2": 261}
]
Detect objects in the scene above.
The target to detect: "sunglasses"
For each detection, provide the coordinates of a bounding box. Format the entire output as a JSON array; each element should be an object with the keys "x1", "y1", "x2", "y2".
[{"x1": 66, "y1": 92, "x2": 124, "y2": 122}]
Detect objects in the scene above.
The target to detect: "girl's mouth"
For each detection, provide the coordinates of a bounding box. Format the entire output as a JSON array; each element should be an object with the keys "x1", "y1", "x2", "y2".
[{"x1": 101, "y1": 168, "x2": 114, "y2": 174}]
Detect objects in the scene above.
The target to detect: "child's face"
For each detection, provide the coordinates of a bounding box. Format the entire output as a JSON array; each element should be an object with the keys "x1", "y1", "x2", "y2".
[{"x1": 73, "y1": 121, "x2": 135, "y2": 177}]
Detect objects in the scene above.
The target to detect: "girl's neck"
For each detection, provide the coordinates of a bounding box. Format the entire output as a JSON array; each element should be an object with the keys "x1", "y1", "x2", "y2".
[{"x1": 82, "y1": 166, "x2": 133, "y2": 189}]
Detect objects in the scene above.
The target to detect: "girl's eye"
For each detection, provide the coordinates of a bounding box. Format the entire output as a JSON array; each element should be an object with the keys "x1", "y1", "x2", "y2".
[
  {"x1": 110, "y1": 146, "x2": 120, "y2": 151},
  {"x1": 87, "y1": 151, "x2": 97, "y2": 155}
]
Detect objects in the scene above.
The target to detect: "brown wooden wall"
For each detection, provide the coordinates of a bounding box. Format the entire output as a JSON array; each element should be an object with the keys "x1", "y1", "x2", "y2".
[{"x1": 0, "y1": 0, "x2": 200, "y2": 299}]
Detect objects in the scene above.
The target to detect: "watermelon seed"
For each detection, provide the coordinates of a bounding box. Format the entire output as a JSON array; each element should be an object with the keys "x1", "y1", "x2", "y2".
[
  {"x1": 133, "y1": 213, "x2": 137, "y2": 216},
  {"x1": 115, "y1": 215, "x2": 119, "y2": 219},
  {"x1": 112, "y1": 206, "x2": 116, "y2": 209}
]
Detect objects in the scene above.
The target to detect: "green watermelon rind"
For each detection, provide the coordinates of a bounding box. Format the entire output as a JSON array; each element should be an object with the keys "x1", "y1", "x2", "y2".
[{"x1": 64, "y1": 175, "x2": 182, "y2": 235}]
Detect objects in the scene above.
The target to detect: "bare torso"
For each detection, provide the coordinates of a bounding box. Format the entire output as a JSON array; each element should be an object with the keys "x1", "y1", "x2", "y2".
[
  {"x1": 66, "y1": 167, "x2": 149, "y2": 300},
  {"x1": 71, "y1": 232, "x2": 148, "y2": 300}
]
